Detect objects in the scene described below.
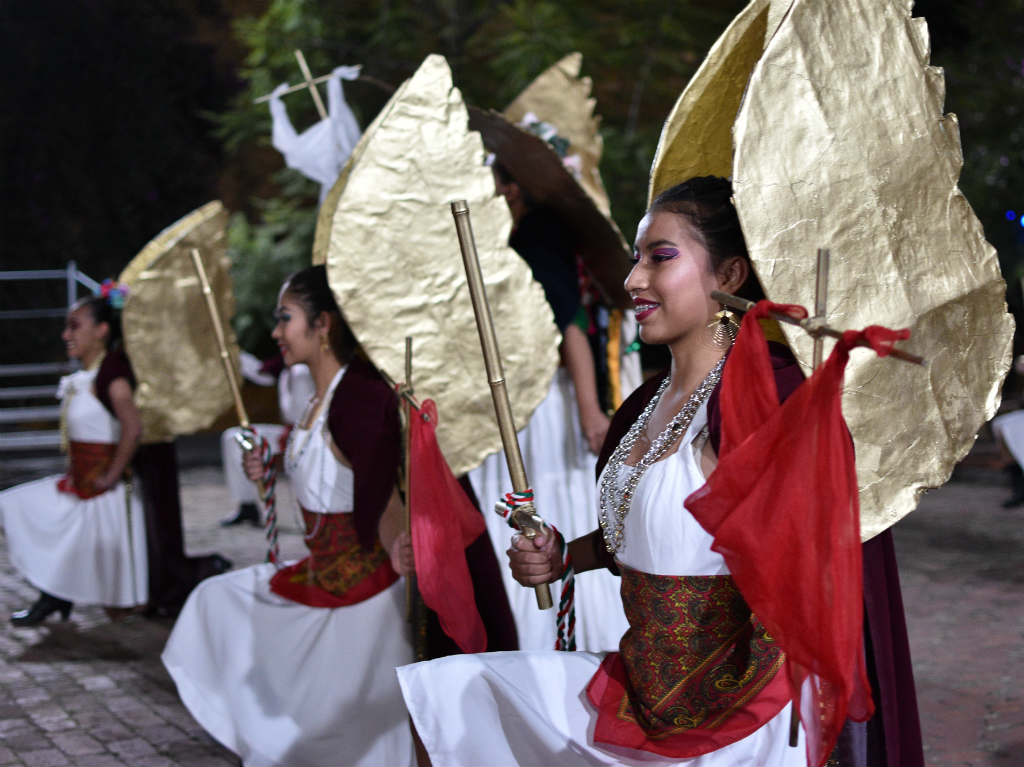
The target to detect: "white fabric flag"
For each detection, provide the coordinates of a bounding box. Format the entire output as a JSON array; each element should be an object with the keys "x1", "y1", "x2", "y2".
[{"x1": 269, "y1": 65, "x2": 362, "y2": 203}]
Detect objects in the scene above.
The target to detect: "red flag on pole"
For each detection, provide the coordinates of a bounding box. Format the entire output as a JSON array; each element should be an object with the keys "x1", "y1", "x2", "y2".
[
  {"x1": 686, "y1": 301, "x2": 906, "y2": 766},
  {"x1": 407, "y1": 398, "x2": 487, "y2": 653}
]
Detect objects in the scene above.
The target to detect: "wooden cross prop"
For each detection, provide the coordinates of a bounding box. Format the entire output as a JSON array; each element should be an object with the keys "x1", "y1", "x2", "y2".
[
  {"x1": 254, "y1": 49, "x2": 330, "y2": 120},
  {"x1": 711, "y1": 248, "x2": 925, "y2": 368}
]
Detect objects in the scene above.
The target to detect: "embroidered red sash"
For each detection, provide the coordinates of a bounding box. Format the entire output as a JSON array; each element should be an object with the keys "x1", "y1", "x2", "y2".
[
  {"x1": 587, "y1": 566, "x2": 790, "y2": 758},
  {"x1": 56, "y1": 441, "x2": 117, "y2": 499},
  {"x1": 270, "y1": 507, "x2": 398, "y2": 608}
]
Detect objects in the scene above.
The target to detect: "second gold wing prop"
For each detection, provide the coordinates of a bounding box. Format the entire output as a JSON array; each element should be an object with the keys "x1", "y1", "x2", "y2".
[
  {"x1": 316, "y1": 55, "x2": 560, "y2": 478},
  {"x1": 119, "y1": 201, "x2": 239, "y2": 443}
]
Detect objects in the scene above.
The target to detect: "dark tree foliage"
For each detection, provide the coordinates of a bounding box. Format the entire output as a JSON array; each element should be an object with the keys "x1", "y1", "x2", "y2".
[
  {"x1": 0, "y1": 0, "x2": 240, "y2": 364},
  {"x1": 2, "y1": 0, "x2": 1021, "y2": 366}
]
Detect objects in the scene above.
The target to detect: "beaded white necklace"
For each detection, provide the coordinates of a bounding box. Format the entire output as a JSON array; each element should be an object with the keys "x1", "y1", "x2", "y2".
[{"x1": 598, "y1": 356, "x2": 726, "y2": 554}]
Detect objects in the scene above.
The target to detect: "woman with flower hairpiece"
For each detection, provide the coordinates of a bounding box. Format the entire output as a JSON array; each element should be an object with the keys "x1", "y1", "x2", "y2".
[
  {"x1": 399, "y1": 177, "x2": 816, "y2": 766},
  {"x1": 0, "y1": 282, "x2": 148, "y2": 624}
]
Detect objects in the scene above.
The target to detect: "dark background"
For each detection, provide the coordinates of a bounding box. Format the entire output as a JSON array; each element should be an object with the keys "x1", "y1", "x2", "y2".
[{"x1": 2, "y1": 0, "x2": 1021, "y2": 366}]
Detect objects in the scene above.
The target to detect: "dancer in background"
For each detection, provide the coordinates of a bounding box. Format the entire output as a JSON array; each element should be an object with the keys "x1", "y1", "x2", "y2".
[
  {"x1": 1, "y1": 288, "x2": 147, "y2": 624},
  {"x1": 468, "y1": 159, "x2": 629, "y2": 653}
]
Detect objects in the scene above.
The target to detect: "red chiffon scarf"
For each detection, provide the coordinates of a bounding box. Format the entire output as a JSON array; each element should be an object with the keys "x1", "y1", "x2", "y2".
[
  {"x1": 686, "y1": 300, "x2": 907, "y2": 766},
  {"x1": 408, "y1": 398, "x2": 487, "y2": 654}
]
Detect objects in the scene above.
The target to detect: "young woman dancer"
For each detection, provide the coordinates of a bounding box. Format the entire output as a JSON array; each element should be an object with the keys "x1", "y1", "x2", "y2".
[
  {"x1": 162, "y1": 265, "x2": 414, "y2": 766},
  {"x1": 398, "y1": 177, "x2": 809, "y2": 766},
  {"x1": 1, "y1": 290, "x2": 148, "y2": 624}
]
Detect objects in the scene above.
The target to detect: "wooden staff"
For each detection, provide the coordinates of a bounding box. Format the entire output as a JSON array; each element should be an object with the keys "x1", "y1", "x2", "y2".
[
  {"x1": 189, "y1": 249, "x2": 264, "y2": 501},
  {"x1": 402, "y1": 336, "x2": 416, "y2": 616},
  {"x1": 450, "y1": 200, "x2": 553, "y2": 611}
]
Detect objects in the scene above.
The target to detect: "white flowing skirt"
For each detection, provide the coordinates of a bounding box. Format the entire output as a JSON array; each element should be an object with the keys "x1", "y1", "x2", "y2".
[
  {"x1": 469, "y1": 370, "x2": 629, "y2": 652},
  {"x1": 162, "y1": 563, "x2": 414, "y2": 767},
  {"x1": 397, "y1": 650, "x2": 806, "y2": 767},
  {"x1": 992, "y1": 410, "x2": 1024, "y2": 467},
  {"x1": 0, "y1": 475, "x2": 147, "y2": 606}
]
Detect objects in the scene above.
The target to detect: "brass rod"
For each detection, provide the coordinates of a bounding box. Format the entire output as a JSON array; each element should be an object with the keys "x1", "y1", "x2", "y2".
[
  {"x1": 709, "y1": 290, "x2": 925, "y2": 366},
  {"x1": 451, "y1": 200, "x2": 553, "y2": 611},
  {"x1": 812, "y1": 249, "x2": 830, "y2": 369},
  {"x1": 293, "y1": 50, "x2": 329, "y2": 120}
]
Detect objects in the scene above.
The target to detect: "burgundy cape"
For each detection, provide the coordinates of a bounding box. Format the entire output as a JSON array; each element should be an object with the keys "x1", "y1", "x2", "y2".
[
  {"x1": 595, "y1": 344, "x2": 923, "y2": 767},
  {"x1": 96, "y1": 349, "x2": 230, "y2": 614}
]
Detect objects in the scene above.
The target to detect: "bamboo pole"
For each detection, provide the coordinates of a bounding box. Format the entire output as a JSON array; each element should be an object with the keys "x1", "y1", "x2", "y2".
[
  {"x1": 450, "y1": 200, "x2": 553, "y2": 611},
  {"x1": 189, "y1": 249, "x2": 266, "y2": 501}
]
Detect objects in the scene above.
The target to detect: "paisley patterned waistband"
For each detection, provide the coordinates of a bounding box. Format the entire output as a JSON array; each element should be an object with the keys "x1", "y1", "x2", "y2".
[
  {"x1": 57, "y1": 441, "x2": 117, "y2": 499},
  {"x1": 269, "y1": 506, "x2": 397, "y2": 608},
  {"x1": 586, "y1": 566, "x2": 789, "y2": 758}
]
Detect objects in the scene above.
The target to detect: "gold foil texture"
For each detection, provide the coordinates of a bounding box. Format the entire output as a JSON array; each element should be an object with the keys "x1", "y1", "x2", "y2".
[
  {"x1": 318, "y1": 55, "x2": 560, "y2": 477},
  {"x1": 647, "y1": 0, "x2": 769, "y2": 204},
  {"x1": 468, "y1": 55, "x2": 632, "y2": 308},
  {"x1": 504, "y1": 53, "x2": 613, "y2": 219},
  {"x1": 120, "y1": 201, "x2": 240, "y2": 443},
  {"x1": 651, "y1": 0, "x2": 1014, "y2": 538}
]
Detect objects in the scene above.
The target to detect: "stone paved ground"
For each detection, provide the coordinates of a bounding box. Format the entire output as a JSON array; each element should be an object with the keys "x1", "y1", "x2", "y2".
[{"x1": 0, "y1": 461, "x2": 1021, "y2": 766}]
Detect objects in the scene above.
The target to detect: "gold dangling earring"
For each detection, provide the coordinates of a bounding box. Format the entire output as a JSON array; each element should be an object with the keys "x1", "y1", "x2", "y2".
[
  {"x1": 706, "y1": 304, "x2": 739, "y2": 350},
  {"x1": 320, "y1": 334, "x2": 330, "y2": 353}
]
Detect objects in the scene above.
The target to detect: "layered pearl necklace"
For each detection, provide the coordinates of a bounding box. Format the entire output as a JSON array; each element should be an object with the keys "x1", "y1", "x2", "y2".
[{"x1": 598, "y1": 356, "x2": 726, "y2": 554}]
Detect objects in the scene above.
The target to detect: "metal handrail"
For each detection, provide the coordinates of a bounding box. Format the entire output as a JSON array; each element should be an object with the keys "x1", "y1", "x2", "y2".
[{"x1": 0, "y1": 261, "x2": 100, "y2": 321}]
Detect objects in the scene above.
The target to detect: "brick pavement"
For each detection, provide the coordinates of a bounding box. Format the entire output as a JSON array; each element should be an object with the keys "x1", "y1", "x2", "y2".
[{"x1": 0, "y1": 463, "x2": 1020, "y2": 766}]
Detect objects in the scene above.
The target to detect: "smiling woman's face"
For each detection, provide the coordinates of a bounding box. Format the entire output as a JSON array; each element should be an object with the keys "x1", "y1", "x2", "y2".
[
  {"x1": 271, "y1": 288, "x2": 319, "y2": 367},
  {"x1": 625, "y1": 210, "x2": 721, "y2": 348},
  {"x1": 61, "y1": 304, "x2": 107, "y2": 364}
]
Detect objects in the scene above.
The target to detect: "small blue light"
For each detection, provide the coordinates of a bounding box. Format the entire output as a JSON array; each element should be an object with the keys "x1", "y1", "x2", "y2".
[
  {"x1": 1020, "y1": 217, "x2": 1024, "y2": 228},
  {"x1": 1008, "y1": 210, "x2": 1018, "y2": 221}
]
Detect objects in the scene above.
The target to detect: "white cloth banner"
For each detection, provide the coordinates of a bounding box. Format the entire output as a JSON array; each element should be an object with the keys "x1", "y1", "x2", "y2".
[{"x1": 270, "y1": 65, "x2": 363, "y2": 202}]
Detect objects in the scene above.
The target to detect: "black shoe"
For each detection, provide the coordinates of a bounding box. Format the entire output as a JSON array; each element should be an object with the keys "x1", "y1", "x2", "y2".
[
  {"x1": 11, "y1": 592, "x2": 73, "y2": 626},
  {"x1": 220, "y1": 503, "x2": 260, "y2": 527},
  {"x1": 1004, "y1": 465, "x2": 1024, "y2": 508}
]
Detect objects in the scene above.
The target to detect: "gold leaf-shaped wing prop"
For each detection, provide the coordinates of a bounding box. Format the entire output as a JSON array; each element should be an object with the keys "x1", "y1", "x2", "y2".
[
  {"x1": 647, "y1": 0, "x2": 770, "y2": 204},
  {"x1": 727, "y1": 0, "x2": 1012, "y2": 539},
  {"x1": 504, "y1": 52, "x2": 611, "y2": 219},
  {"x1": 468, "y1": 54, "x2": 631, "y2": 309},
  {"x1": 322, "y1": 54, "x2": 561, "y2": 477},
  {"x1": 119, "y1": 201, "x2": 239, "y2": 443}
]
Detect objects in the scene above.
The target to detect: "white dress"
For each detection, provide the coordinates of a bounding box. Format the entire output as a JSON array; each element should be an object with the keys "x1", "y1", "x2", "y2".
[
  {"x1": 398, "y1": 401, "x2": 806, "y2": 767},
  {"x1": 162, "y1": 368, "x2": 414, "y2": 766},
  {"x1": 992, "y1": 410, "x2": 1024, "y2": 467},
  {"x1": 0, "y1": 367, "x2": 147, "y2": 606},
  {"x1": 468, "y1": 368, "x2": 630, "y2": 652}
]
